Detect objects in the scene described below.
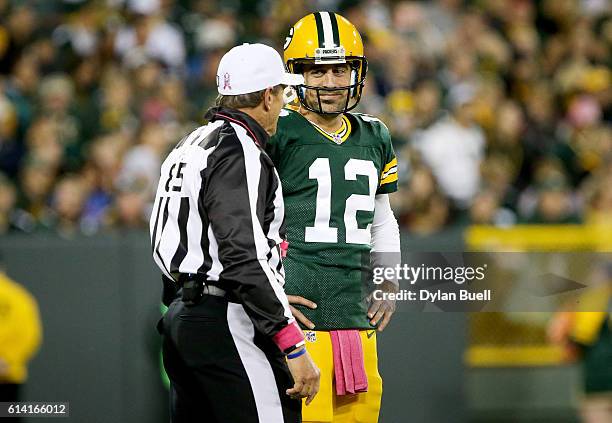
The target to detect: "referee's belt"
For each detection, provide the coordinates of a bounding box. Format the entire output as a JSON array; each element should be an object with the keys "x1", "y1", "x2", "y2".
[
  {"x1": 177, "y1": 274, "x2": 227, "y2": 304},
  {"x1": 197, "y1": 284, "x2": 227, "y2": 297}
]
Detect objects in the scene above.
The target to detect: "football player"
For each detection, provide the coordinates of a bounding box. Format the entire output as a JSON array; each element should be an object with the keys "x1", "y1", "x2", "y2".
[{"x1": 267, "y1": 12, "x2": 401, "y2": 422}]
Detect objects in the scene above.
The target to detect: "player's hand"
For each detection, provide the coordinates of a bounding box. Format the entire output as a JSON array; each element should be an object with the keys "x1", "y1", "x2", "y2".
[
  {"x1": 547, "y1": 311, "x2": 581, "y2": 362},
  {"x1": 286, "y1": 348, "x2": 320, "y2": 405},
  {"x1": 547, "y1": 311, "x2": 573, "y2": 345},
  {"x1": 287, "y1": 295, "x2": 317, "y2": 329},
  {"x1": 367, "y1": 280, "x2": 397, "y2": 332}
]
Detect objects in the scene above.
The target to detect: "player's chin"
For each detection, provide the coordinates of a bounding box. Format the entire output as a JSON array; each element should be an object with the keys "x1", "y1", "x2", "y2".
[
  {"x1": 319, "y1": 100, "x2": 347, "y2": 114},
  {"x1": 305, "y1": 97, "x2": 345, "y2": 114}
]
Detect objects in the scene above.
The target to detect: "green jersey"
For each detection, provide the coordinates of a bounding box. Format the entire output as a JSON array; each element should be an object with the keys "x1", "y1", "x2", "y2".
[
  {"x1": 267, "y1": 108, "x2": 398, "y2": 329},
  {"x1": 582, "y1": 317, "x2": 612, "y2": 393}
]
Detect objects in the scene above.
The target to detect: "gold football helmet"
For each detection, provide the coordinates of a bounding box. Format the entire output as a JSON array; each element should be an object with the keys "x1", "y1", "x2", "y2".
[{"x1": 283, "y1": 12, "x2": 368, "y2": 114}]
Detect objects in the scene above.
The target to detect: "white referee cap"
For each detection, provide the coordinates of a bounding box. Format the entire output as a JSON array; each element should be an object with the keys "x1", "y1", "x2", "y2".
[{"x1": 216, "y1": 43, "x2": 304, "y2": 96}]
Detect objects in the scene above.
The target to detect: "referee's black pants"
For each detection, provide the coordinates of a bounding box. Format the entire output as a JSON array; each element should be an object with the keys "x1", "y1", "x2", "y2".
[{"x1": 161, "y1": 295, "x2": 301, "y2": 423}]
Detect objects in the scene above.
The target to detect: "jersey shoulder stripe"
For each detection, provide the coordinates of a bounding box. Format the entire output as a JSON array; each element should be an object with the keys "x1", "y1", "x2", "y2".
[
  {"x1": 380, "y1": 157, "x2": 398, "y2": 185},
  {"x1": 382, "y1": 157, "x2": 398, "y2": 174},
  {"x1": 349, "y1": 113, "x2": 399, "y2": 193}
]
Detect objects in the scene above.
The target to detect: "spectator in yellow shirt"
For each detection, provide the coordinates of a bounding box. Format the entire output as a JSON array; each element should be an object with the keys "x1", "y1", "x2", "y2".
[{"x1": 0, "y1": 261, "x2": 42, "y2": 406}]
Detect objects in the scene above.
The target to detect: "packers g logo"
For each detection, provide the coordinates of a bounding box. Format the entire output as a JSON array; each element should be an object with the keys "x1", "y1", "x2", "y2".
[{"x1": 284, "y1": 27, "x2": 294, "y2": 50}]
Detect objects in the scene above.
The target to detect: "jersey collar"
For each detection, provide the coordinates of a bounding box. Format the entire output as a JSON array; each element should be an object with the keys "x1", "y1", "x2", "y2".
[
  {"x1": 205, "y1": 107, "x2": 270, "y2": 148},
  {"x1": 297, "y1": 111, "x2": 352, "y2": 144}
]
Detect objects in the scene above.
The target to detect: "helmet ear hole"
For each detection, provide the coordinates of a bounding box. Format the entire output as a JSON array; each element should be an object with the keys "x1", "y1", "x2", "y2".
[{"x1": 292, "y1": 62, "x2": 304, "y2": 75}]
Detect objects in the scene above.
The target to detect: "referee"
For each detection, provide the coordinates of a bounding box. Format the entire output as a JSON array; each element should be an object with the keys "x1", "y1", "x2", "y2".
[{"x1": 150, "y1": 43, "x2": 319, "y2": 423}]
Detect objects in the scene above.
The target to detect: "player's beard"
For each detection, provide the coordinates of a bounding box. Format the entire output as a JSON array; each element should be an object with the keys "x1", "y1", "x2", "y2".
[{"x1": 305, "y1": 87, "x2": 354, "y2": 115}]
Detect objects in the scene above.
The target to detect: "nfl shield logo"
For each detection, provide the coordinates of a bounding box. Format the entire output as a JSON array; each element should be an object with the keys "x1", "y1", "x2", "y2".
[{"x1": 305, "y1": 331, "x2": 316, "y2": 343}]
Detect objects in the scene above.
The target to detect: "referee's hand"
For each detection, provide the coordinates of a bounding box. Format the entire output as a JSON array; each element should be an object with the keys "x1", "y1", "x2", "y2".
[{"x1": 286, "y1": 348, "x2": 320, "y2": 405}]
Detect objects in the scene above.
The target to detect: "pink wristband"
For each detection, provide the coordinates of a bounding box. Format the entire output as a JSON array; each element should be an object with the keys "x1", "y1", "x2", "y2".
[{"x1": 272, "y1": 321, "x2": 304, "y2": 352}]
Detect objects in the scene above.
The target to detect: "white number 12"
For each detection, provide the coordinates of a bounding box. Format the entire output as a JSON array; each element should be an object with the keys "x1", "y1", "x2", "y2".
[{"x1": 305, "y1": 158, "x2": 378, "y2": 245}]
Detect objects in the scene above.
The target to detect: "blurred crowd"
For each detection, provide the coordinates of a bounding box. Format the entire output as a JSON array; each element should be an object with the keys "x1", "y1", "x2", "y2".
[{"x1": 0, "y1": 0, "x2": 610, "y2": 237}]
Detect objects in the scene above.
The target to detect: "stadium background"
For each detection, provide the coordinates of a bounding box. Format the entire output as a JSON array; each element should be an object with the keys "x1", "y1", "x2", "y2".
[{"x1": 0, "y1": 0, "x2": 610, "y2": 421}]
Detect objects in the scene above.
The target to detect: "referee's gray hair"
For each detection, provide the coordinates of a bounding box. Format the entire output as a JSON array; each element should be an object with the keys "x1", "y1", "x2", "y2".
[{"x1": 215, "y1": 85, "x2": 284, "y2": 109}]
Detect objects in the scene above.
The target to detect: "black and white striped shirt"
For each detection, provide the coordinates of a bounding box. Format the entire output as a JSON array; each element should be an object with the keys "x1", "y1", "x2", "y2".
[{"x1": 150, "y1": 107, "x2": 302, "y2": 347}]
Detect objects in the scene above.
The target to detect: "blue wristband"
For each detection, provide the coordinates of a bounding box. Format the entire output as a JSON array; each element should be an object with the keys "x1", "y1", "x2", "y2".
[{"x1": 287, "y1": 347, "x2": 306, "y2": 359}]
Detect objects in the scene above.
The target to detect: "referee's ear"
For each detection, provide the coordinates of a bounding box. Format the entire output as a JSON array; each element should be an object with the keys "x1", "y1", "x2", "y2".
[
  {"x1": 262, "y1": 84, "x2": 284, "y2": 111},
  {"x1": 263, "y1": 87, "x2": 274, "y2": 111}
]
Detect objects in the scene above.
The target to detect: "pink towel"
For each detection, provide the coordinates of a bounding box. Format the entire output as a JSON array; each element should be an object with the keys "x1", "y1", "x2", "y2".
[
  {"x1": 280, "y1": 240, "x2": 289, "y2": 258},
  {"x1": 330, "y1": 330, "x2": 368, "y2": 395}
]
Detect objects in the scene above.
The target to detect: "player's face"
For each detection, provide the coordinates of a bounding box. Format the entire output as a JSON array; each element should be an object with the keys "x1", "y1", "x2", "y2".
[{"x1": 302, "y1": 63, "x2": 352, "y2": 114}]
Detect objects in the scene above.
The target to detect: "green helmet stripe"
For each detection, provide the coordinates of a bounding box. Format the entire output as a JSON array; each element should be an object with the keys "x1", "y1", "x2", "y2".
[
  {"x1": 329, "y1": 13, "x2": 340, "y2": 47},
  {"x1": 313, "y1": 12, "x2": 325, "y2": 49}
]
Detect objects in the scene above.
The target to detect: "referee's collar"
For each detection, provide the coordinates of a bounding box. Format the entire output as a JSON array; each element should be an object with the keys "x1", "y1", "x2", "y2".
[{"x1": 205, "y1": 107, "x2": 269, "y2": 148}]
